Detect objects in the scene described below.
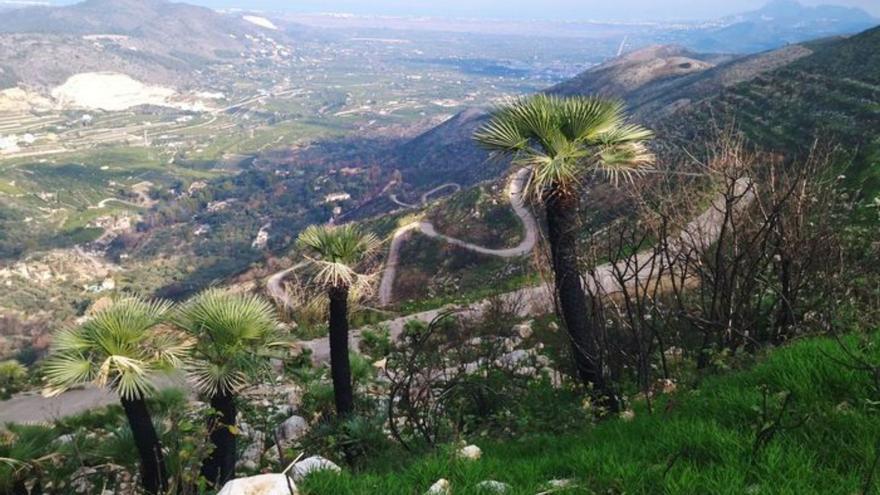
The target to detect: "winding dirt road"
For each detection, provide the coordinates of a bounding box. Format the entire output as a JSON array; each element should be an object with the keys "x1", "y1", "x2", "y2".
[{"x1": 379, "y1": 167, "x2": 538, "y2": 305}]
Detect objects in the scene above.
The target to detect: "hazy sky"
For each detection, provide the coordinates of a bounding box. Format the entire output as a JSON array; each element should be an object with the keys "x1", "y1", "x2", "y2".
[{"x1": 194, "y1": 0, "x2": 880, "y2": 20}]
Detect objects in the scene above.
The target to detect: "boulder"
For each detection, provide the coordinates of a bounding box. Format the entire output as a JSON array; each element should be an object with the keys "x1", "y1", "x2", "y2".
[
  {"x1": 237, "y1": 431, "x2": 265, "y2": 471},
  {"x1": 290, "y1": 455, "x2": 341, "y2": 482},
  {"x1": 513, "y1": 321, "x2": 534, "y2": 340},
  {"x1": 496, "y1": 349, "x2": 531, "y2": 368},
  {"x1": 458, "y1": 444, "x2": 482, "y2": 460},
  {"x1": 546, "y1": 478, "x2": 575, "y2": 489},
  {"x1": 275, "y1": 415, "x2": 308, "y2": 448},
  {"x1": 425, "y1": 478, "x2": 450, "y2": 495},
  {"x1": 476, "y1": 480, "x2": 511, "y2": 493},
  {"x1": 217, "y1": 474, "x2": 297, "y2": 495}
]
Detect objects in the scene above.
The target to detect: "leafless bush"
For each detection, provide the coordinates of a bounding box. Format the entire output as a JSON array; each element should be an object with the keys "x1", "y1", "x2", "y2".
[
  {"x1": 577, "y1": 134, "x2": 859, "y2": 404},
  {"x1": 384, "y1": 295, "x2": 546, "y2": 449}
]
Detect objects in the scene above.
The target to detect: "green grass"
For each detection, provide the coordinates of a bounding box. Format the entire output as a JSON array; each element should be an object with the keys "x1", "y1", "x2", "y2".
[{"x1": 300, "y1": 333, "x2": 880, "y2": 494}]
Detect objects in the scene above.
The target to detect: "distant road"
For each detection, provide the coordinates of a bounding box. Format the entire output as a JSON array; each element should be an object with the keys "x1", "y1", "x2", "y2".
[
  {"x1": 379, "y1": 168, "x2": 537, "y2": 305},
  {"x1": 0, "y1": 375, "x2": 187, "y2": 425}
]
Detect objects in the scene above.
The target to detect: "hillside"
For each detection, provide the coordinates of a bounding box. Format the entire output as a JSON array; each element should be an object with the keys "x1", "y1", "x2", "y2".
[
  {"x1": 380, "y1": 25, "x2": 880, "y2": 311},
  {"x1": 299, "y1": 333, "x2": 880, "y2": 494},
  {"x1": 392, "y1": 38, "x2": 817, "y2": 188},
  {"x1": 656, "y1": 25, "x2": 880, "y2": 159},
  {"x1": 0, "y1": 0, "x2": 293, "y2": 88}
]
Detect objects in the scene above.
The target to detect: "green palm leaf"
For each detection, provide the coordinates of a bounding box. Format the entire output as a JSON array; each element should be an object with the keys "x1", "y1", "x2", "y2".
[
  {"x1": 43, "y1": 297, "x2": 185, "y2": 400},
  {"x1": 297, "y1": 224, "x2": 380, "y2": 291},
  {"x1": 474, "y1": 94, "x2": 655, "y2": 200},
  {"x1": 173, "y1": 288, "x2": 284, "y2": 397}
]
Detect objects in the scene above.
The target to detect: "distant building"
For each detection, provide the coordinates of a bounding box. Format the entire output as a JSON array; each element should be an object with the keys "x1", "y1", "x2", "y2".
[{"x1": 324, "y1": 192, "x2": 351, "y2": 203}]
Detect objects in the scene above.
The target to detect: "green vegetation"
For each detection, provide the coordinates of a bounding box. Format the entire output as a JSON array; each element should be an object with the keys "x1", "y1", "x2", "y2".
[
  {"x1": 173, "y1": 289, "x2": 285, "y2": 488},
  {"x1": 300, "y1": 332, "x2": 880, "y2": 494},
  {"x1": 475, "y1": 94, "x2": 654, "y2": 407},
  {"x1": 297, "y1": 224, "x2": 381, "y2": 416},
  {"x1": 42, "y1": 297, "x2": 186, "y2": 495}
]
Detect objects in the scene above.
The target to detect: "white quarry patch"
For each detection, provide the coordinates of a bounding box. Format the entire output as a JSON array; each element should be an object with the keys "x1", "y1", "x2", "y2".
[
  {"x1": 51, "y1": 73, "x2": 182, "y2": 111},
  {"x1": 243, "y1": 15, "x2": 279, "y2": 30}
]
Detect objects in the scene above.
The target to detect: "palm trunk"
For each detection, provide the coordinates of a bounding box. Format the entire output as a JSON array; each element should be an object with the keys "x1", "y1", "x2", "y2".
[
  {"x1": 545, "y1": 189, "x2": 619, "y2": 412},
  {"x1": 328, "y1": 286, "x2": 354, "y2": 416},
  {"x1": 120, "y1": 396, "x2": 168, "y2": 495},
  {"x1": 200, "y1": 391, "x2": 237, "y2": 487},
  {"x1": 12, "y1": 479, "x2": 28, "y2": 495}
]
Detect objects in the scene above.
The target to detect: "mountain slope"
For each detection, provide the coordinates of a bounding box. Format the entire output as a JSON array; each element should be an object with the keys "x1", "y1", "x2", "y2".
[
  {"x1": 656, "y1": 25, "x2": 880, "y2": 154},
  {"x1": 0, "y1": 0, "x2": 291, "y2": 88},
  {"x1": 392, "y1": 38, "x2": 820, "y2": 188}
]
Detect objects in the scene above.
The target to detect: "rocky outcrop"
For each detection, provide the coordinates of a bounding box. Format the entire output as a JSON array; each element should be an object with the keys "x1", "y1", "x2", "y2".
[
  {"x1": 275, "y1": 415, "x2": 309, "y2": 449},
  {"x1": 289, "y1": 456, "x2": 341, "y2": 482}
]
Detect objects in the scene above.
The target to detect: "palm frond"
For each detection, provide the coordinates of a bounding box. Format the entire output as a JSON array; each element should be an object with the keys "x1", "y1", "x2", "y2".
[
  {"x1": 474, "y1": 94, "x2": 654, "y2": 201},
  {"x1": 42, "y1": 296, "x2": 180, "y2": 400},
  {"x1": 173, "y1": 288, "x2": 283, "y2": 397},
  {"x1": 297, "y1": 224, "x2": 380, "y2": 291}
]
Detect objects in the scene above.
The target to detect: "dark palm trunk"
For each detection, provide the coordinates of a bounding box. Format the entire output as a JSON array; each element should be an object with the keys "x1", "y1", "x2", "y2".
[
  {"x1": 545, "y1": 189, "x2": 619, "y2": 412},
  {"x1": 328, "y1": 286, "x2": 354, "y2": 416},
  {"x1": 200, "y1": 391, "x2": 237, "y2": 487},
  {"x1": 121, "y1": 396, "x2": 168, "y2": 495},
  {"x1": 12, "y1": 479, "x2": 28, "y2": 495}
]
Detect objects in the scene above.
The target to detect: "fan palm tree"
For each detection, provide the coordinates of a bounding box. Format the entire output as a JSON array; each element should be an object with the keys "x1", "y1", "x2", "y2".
[
  {"x1": 43, "y1": 297, "x2": 187, "y2": 495},
  {"x1": 173, "y1": 288, "x2": 283, "y2": 487},
  {"x1": 474, "y1": 94, "x2": 654, "y2": 409},
  {"x1": 297, "y1": 224, "x2": 379, "y2": 416}
]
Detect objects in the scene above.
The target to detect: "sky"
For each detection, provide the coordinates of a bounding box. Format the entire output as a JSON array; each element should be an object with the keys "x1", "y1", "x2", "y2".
[{"x1": 192, "y1": 0, "x2": 880, "y2": 20}]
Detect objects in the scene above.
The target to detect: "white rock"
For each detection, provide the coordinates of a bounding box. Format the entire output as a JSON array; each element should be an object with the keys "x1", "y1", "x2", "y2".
[
  {"x1": 458, "y1": 444, "x2": 482, "y2": 460},
  {"x1": 425, "y1": 478, "x2": 450, "y2": 494},
  {"x1": 497, "y1": 349, "x2": 531, "y2": 368},
  {"x1": 275, "y1": 415, "x2": 309, "y2": 448},
  {"x1": 514, "y1": 321, "x2": 533, "y2": 340},
  {"x1": 476, "y1": 480, "x2": 510, "y2": 493},
  {"x1": 56, "y1": 433, "x2": 76, "y2": 444},
  {"x1": 290, "y1": 456, "x2": 341, "y2": 482},
  {"x1": 547, "y1": 478, "x2": 575, "y2": 488},
  {"x1": 217, "y1": 474, "x2": 297, "y2": 495}
]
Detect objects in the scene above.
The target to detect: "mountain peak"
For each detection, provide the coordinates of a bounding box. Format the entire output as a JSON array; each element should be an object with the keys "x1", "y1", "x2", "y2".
[{"x1": 746, "y1": 0, "x2": 875, "y2": 21}]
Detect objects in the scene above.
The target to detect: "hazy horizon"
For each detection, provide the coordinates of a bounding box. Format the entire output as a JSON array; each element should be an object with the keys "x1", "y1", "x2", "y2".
[{"x1": 44, "y1": 0, "x2": 880, "y2": 21}]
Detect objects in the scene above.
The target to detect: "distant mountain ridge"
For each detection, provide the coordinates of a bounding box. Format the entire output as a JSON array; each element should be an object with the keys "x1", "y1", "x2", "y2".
[{"x1": 691, "y1": 0, "x2": 877, "y2": 53}]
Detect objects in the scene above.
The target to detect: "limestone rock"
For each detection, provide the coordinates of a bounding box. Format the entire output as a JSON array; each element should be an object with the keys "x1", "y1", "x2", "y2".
[
  {"x1": 217, "y1": 474, "x2": 297, "y2": 495},
  {"x1": 290, "y1": 455, "x2": 341, "y2": 482},
  {"x1": 458, "y1": 444, "x2": 482, "y2": 460},
  {"x1": 476, "y1": 480, "x2": 511, "y2": 493},
  {"x1": 513, "y1": 321, "x2": 534, "y2": 340},
  {"x1": 237, "y1": 431, "x2": 265, "y2": 471},
  {"x1": 275, "y1": 415, "x2": 308, "y2": 448},
  {"x1": 425, "y1": 478, "x2": 450, "y2": 494}
]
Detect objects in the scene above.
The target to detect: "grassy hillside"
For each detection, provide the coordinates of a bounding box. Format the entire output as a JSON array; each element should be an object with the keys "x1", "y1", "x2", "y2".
[{"x1": 301, "y1": 332, "x2": 880, "y2": 494}]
